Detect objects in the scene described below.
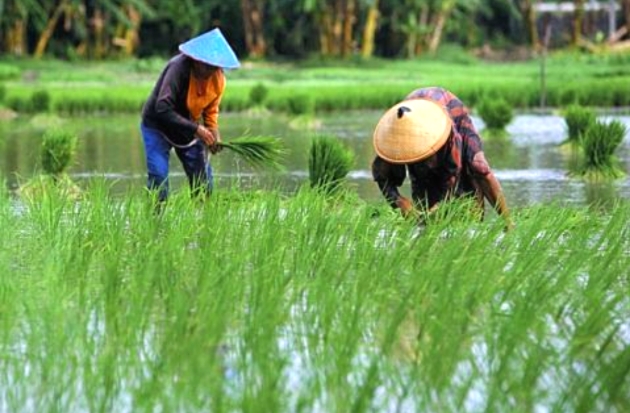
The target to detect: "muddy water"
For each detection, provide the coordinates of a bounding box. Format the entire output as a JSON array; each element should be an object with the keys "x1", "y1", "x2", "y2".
[{"x1": 1, "y1": 112, "x2": 629, "y2": 208}]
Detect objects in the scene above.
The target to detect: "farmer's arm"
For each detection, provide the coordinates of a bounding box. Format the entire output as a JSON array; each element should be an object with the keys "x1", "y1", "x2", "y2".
[
  {"x1": 470, "y1": 152, "x2": 513, "y2": 228},
  {"x1": 154, "y1": 61, "x2": 199, "y2": 139},
  {"x1": 372, "y1": 156, "x2": 412, "y2": 214}
]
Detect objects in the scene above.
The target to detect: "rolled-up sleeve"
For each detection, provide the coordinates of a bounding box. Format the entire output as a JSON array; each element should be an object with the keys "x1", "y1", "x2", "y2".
[{"x1": 372, "y1": 156, "x2": 406, "y2": 208}]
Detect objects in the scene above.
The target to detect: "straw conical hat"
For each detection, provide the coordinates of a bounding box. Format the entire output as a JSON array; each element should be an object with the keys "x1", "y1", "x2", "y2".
[
  {"x1": 179, "y1": 28, "x2": 240, "y2": 69},
  {"x1": 373, "y1": 98, "x2": 452, "y2": 164}
]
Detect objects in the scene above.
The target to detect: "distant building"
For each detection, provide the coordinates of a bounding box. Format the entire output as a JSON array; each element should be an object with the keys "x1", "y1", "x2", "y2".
[{"x1": 534, "y1": 0, "x2": 622, "y2": 45}]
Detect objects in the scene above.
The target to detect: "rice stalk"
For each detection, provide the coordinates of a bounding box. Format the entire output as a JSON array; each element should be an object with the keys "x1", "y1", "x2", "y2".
[
  {"x1": 219, "y1": 135, "x2": 287, "y2": 171},
  {"x1": 575, "y1": 119, "x2": 627, "y2": 180}
]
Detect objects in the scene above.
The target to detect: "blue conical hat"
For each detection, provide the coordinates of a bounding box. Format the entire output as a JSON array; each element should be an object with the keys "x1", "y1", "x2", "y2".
[{"x1": 178, "y1": 28, "x2": 240, "y2": 69}]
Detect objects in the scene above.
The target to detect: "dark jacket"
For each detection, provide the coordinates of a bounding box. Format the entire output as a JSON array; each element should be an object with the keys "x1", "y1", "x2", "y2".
[{"x1": 141, "y1": 54, "x2": 198, "y2": 146}]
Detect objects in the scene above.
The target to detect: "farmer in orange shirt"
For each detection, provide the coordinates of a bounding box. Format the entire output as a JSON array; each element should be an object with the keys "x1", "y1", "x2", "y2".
[
  {"x1": 372, "y1": 87, "x2": 513, "y2": 228},
  {"x1": 141, "y1": 28, "x2": 240, "y2": 202}
]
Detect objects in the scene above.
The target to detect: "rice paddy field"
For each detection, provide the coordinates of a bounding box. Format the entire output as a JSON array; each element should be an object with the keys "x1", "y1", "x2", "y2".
[
  {"x1": 0, "y1": 182, "x2": 629, "y2": 412},
  {"x1": 1, "y1": 55, "x2": 630, "y2": 412}
]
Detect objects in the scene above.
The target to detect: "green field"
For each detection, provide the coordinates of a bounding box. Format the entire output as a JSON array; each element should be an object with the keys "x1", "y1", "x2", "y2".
[
  {"x1": 1, "y1": 182, "x2": 629, "y2": 412},
  {"x1": 2, "y1": 51, "x2": 630, "y2": 115}
]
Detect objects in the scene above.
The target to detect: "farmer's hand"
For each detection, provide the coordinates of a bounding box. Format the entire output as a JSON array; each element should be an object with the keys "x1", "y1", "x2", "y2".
[
  {"x1": 208, "y1": 129, "x2": 222, "y2": 154},
  {"x1": 395, "y1": 196, "x2": 414, "y2": 218},
  {"x1": 196, "y1": 125, "x2": 216, "y2": 146}
]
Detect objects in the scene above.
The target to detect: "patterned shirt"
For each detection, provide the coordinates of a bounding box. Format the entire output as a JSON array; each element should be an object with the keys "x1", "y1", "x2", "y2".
[{"x1": 372, "y1": 86, "x2": 485, "y2": 210}]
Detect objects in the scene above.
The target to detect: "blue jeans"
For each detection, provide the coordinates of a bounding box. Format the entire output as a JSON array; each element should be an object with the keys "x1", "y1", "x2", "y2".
[{"x1": 141, "y1": 123, "x2": 213, "y2": 201}]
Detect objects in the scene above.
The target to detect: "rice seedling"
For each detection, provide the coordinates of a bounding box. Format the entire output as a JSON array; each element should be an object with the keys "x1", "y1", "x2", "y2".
[
  {"x1": 2, "y1": 185, "x2": 629, "y2": 412},
  {"x1": 308, "y1": 134, "x2": 355, "y2": 195},
  {"x1": 476, "y1": 96, "x2": 513, "y2": 135},
  {"x1": 30, "y1": 89, "x2": 51, "y2": 113},
  {"x1": 249, "y1": 82, "x2": 269, "y2": 107},
  {"x1": 562, "y1": 104, "x2": 596, "y2": 146},
  {"x1": 572, "y1": 119, "x2": 627, "y2": 180},
  {"x1": 1, "y1": 183, "x2": 630, "y2": 412},
  {"x1": 18, "y1": 128, "x2": 81, "y2": 199},
  {"x1": 219, "y1": 135, "x2": 287, "y2": 171}
]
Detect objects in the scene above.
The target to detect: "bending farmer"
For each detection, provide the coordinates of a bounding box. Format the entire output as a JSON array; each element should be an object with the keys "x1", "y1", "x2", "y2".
[{"x1": 371, "y1": 86, "x2": 513, "y2": 228}]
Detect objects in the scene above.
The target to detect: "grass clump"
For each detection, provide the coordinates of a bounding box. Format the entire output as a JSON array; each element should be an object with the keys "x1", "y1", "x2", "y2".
[
  {"x1": 563, "y1": 104, "x2": 596, "y2": 146},
  {"x1": 572, "y1": 119, "x2": 627, "y2": 180},
  {"x1": 308, "y1": 134, "x2": 355, "y2": 195},
  {"x1": 219, "y1": 135, "x2": 287, "y2": 171},
  {"x1": 476, "y1": 97, "x2": 513, "y2": 134}
]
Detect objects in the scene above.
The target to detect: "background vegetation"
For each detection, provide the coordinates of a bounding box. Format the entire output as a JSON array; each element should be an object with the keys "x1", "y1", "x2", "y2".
[{"x1": 1, "y1": 0, "x2": 630, "y2": 61}]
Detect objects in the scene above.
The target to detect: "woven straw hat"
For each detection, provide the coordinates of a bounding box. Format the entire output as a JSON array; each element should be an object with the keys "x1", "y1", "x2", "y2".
[
  {"x1": 373, "y1": 98, "x2": 452, "y2": 164},
  {"x1": 179, "y1": 28, "x2": 240, "y2": 69}
]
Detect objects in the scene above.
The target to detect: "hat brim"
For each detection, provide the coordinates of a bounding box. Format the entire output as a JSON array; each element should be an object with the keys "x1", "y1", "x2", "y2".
[{"x1": 373, "y1": 98, "x2": 452, "y2": 164}]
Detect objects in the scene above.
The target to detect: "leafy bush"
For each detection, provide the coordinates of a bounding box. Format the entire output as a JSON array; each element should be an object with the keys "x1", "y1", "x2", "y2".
[
  {"x1": 308, "y1": 134, "x2": 354, "y2": 194},
  {"x1": 41, "y1": 129, "x2": 78, "y2": 177},
  {"x1": 477, "y1": 97, "x2": 513, "y2": 131}
]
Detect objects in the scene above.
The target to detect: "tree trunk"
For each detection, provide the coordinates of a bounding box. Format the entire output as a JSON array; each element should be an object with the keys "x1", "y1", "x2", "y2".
[
  {"x1": 34, "y1": 0, "x2": 69, "y2": 58},
  {"x1": 572, "y1": 0, "x2": 585, "y2": 47},
  {"x1": 360, "y1": 0, "x2": 379, "y2": 58},
  {"x1": 5, "y1": 19, "x2": 27, "y2": 55},
  {"x1": 341, "y1": 0, "x2": 356, "y2": 57},
  {"x1": 428, "y1": 2, "x2": 455, "y2": 54},
  {"x1": 123, "y1": 5, "x2": 141, "y2": 56},
  {"x1": 623, "y1": 0, "x2": 630, "y2": 38},
  {"x1": 520, "y1": 0, "x2": 540, "y2": 51},
  {"x1": 241, "y1": 0, "x2": 266, "y2": 58}
]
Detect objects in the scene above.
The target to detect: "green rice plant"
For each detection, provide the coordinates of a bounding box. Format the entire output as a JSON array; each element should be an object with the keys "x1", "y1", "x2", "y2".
[
  {"x1": 286, "y1": 94, "x2": 314, "y2": 116},
  {"x1": 573, "y1": 119, "x2": 627, "y2": 180},
  {"x1": 476, "y1": 97, "x2": 513, "y2": 133},
  {"x1": 40, "y1": 128, "x2": 77, "y2": 177},
  {"x1": 219, "y1": 135, "x2": 287, "y2": 170},
  {"x1": 308, "y1": 134, "x2": 355, "y2": 194},
  {"x1": 6, "y1": 95, "x2": 32, "y2": 113},
  {"x1": 1, "y1": 184, "x2": 630, "y2": 412},
  {"x1": 0, "y1": 63, "x2": 20, "y2": 80},
  {"x1": 563, "y1": 104, "x2": 596, "y2": 146},
  {"x1": 249, "y1": 82, "x2": 269, "y2": 107},
  {"x1": 30, "y1": 90, "x2": 51, "y2": 113},
  {"x1": 0, "y1": 83, "x2": 5, "y2": 103}
]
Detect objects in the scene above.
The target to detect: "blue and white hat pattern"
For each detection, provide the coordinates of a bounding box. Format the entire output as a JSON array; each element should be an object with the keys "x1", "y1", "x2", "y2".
[{"x1": 178, "y1": 28, "x2": 240, "y2": 69}]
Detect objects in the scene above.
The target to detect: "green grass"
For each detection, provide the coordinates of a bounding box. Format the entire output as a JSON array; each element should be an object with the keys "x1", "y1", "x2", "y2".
[
  {"x1": 3, "y1": 52, "x2": 630, "y2": 115},
  {"x1": 1, "y1": 180, "x2": 629, "y2": 412}
]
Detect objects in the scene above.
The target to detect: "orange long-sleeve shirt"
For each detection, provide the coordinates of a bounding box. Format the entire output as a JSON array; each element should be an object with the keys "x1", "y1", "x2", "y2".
[{"x1": 186, "y1": 68, "x2": 225, "y2": 130}]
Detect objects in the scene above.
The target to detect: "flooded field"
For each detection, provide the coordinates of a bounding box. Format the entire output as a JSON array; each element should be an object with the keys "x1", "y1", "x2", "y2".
[{"x1": 1, "y1": 111, "x2": 629, "y2": 208}]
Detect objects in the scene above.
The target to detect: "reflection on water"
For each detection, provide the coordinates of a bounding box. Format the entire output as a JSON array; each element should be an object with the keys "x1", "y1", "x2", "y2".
[{"x1": 1, "y1": 112, "x2": 629, "y2": 208}]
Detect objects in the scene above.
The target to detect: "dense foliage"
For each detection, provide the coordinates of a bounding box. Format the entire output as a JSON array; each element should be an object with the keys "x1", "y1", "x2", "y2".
[{"x1": 1, "y1": 0, "x2": 629, "y2": 60}]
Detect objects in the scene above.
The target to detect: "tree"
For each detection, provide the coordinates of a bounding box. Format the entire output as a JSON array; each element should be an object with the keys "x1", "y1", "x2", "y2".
[
  {"x1": 572, "y1": 0, "x2": 585, "y2": 47},
  {"x1": 241, "y1": 0, "x2": 266, "y2": 58}
]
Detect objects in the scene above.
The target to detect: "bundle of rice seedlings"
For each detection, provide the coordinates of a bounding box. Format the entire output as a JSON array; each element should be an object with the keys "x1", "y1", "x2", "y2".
[
  {"x1": 308, "y1": 134, "x2": 355, "y2": 195},
  {"x1": 574, "y1": 119, "x2": 626, "y2": 180},
  {"x1": 41, "y1": 128, "x2": 77, "y2": 178},
  {"x1": 477, "y1": 97, "x2": 513, "y2": 134},
  {"x1": 218, "y1": 135, "x2": 286, "y2": 171},
  {"x1": 563, "y1": 104, "x2": 596, "y2": 146}
]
